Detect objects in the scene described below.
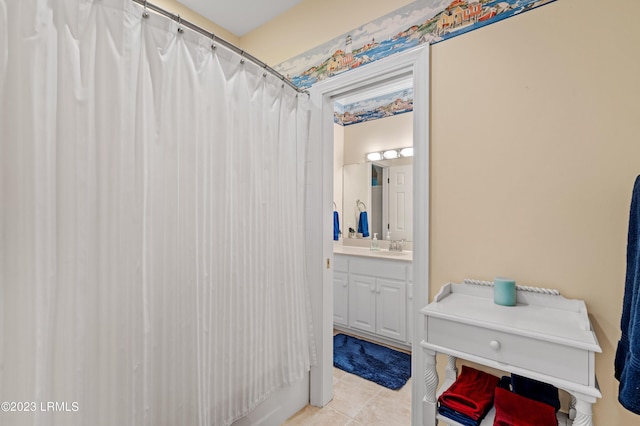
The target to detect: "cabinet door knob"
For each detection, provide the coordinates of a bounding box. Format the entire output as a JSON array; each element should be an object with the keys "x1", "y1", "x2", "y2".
[{"x1": 489, "y1": 340, "x2": 501, "y2": 351}]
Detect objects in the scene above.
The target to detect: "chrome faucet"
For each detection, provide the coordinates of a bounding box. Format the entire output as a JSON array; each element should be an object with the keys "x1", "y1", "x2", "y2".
[{"x1": 388, "y1": 239, "x2": 404, "y2": 252}]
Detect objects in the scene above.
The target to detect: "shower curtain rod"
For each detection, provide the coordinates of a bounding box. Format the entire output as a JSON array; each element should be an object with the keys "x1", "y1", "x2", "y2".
[{"x1": 131, "y1": 0, "x2": 304, "y2": 94}]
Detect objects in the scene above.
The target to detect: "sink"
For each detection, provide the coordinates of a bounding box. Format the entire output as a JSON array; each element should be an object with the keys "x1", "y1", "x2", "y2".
[
  {"x1": 375, "y1": 251, "x2": 410, "y2": 257},
  {"x1": 334, "y1": 245, "x2": 412, "y2": 261}
]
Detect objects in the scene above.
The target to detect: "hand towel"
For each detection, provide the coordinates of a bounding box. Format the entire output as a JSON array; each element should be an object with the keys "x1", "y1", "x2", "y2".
[
  {"x1": 438, "y1": 365, "x2": 499, "y2": 421},
  {"x1": 333, "y1": 210, "x2": 340, "y2": 241},
  {"x1": 438, "y1": 404, "x2": 480, "y2": 426},
  {"x1": 493, "y1": 387, "x2": 557, "y2": 426},
  {"x1": 357, "y1": 211, "x2": 369, "y2": 238},
  {"x1": 510, "y1": 374, "x2": 560, "y2": 412},
  {"x1": 615, "y1": 175, "x2": 640, "y2": 415}
]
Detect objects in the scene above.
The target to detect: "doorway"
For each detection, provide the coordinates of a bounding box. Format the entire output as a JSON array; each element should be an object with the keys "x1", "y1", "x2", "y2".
[{"x1": 307, "y1": 45, "x2": 430, "y2": 426}]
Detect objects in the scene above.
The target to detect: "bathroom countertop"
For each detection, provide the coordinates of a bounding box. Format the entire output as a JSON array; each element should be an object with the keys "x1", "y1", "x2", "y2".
[{"x1": 333, "y1": 244, "x2": 412, "y2": 262}]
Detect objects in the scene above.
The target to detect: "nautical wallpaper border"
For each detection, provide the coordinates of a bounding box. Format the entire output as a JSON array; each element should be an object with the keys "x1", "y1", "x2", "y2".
[
  {"x1": 335, "y1": 88, "x2": 414, "y2": 126},
  {"x1": 275, "y1": 0, "x2": 556, "y2": 92}
]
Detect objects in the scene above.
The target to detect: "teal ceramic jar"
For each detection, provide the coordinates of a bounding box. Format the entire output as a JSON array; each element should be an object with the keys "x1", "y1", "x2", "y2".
[{"x1": 494, "y1": 277, "x2": 516, "y2": 306}]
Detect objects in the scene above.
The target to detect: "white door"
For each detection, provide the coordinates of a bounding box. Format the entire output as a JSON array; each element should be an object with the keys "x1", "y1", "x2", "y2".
[
  {"x1": 376, "y1": 278, "x2": 407, "y2": 341},
  {"x1": 348, "y1": 274, "x2": 376, "y2": 333},
  {"x1": 387, "y1": 164, "x2": 413, "y2": 241},
  {"x1": 333, "y1": 272, "x2": 349, "y2": 326}
]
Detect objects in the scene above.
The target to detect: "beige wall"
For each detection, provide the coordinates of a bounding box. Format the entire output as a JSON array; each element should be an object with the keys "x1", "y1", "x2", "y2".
[
  {"x1": 343, "y1": 112, "x2": 413, "y2": 165},
  {"x1": 429, "y1": 2, "x2": 639, "y2": 423},
  {"x1": 241, "y1": 0, "x2": 640, "y2": 423}
]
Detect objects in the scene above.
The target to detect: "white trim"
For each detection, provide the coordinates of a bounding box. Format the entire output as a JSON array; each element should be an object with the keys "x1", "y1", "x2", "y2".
[
  {"x1": 411, "y1": 45, "x2": 431, "y2": 426},
  {"x1": 308, "y1": 46, "x2": 430, "y2": 425},
  {"x1": 231, "y1": 376, "x2": 309, "y2": 426}
]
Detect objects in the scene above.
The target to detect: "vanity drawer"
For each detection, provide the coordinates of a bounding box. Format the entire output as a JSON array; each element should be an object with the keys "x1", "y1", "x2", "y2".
[
  {"x1": 426, "y1": 316, "x2": 590, "y2": 385},
  {"x1": 333, "y1": 255, "x2": 349, "y2": 273},
  {"x1": 349, "y1": 258, "x2": 406, "y2": 280}
]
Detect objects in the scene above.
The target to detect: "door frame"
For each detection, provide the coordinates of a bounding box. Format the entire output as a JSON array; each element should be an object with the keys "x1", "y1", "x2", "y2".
[{"x1": 307, "y1": 45, "x2": 430, "y2": 426}]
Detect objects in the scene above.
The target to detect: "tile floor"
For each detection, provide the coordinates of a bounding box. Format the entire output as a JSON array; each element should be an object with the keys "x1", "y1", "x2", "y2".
[{"x1": 283, "y1": 358, "x2": 412, "y2": 425}]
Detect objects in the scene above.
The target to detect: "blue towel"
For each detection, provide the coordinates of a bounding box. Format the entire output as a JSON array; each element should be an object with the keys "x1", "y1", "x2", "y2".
[
  {"x1": 357, "y1": 211, "x2": 369, "y2": 238},
  {"x1": 333, "y1": 211, "x2": 340, "y2": 241},
  {"x1": 615, "y1": 175, "x2": 640, "y2": 414},
  {"x1": 437, "y1": 405, "x2": 480, "y2": 426},
  {"x1": 511, "y1": 374, "x2": 560, "y2": 412},
  {"x1": 498, "y1": 376, "x2": 511, "y2": 390}
]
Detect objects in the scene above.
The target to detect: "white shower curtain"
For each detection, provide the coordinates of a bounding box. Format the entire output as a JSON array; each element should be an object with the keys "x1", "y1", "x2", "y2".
[{"x1": 0, "y1": 1, "x2": 312, "y2": 425}]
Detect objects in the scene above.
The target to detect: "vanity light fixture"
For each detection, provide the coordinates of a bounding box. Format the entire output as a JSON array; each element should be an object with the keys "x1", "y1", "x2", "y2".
[{"x1": 365, "y1": 146, "x2": 413, "y2": 162}]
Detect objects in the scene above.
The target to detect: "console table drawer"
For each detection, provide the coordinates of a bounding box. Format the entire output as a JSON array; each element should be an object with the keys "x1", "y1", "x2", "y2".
[{"x1": 427, "y1": 316, "x2": 590, "y2": 385}]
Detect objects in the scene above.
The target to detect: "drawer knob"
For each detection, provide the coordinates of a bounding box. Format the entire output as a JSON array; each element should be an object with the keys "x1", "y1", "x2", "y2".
[{"x1": 489, "y1": 340, "x2": 501, "y2": 351}]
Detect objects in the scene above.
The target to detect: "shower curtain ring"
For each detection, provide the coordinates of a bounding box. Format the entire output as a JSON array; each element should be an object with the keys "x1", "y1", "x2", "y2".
[
  {"x1": 240, "y1": 51, "x2": 245, "y2": 65},
  {"x1": 142, "y1": 0, "x2": 149, "y2": 18},
  {"x1": 211, "y1": 33, "x2": 217, "y2": 50},
  {"x1": 177, "y1": 15, "x2": 184, "y2": 33}
]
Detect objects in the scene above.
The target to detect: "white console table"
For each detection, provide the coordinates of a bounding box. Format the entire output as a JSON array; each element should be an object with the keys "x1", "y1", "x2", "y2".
[{"x1": 420, "y1": 280, "x2": 602, "y2": 426}]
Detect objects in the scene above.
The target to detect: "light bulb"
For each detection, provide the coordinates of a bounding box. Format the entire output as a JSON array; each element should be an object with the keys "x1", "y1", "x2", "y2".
[
  {"x1": 367, "y1": 152, "x2": 382, "y2": 161},
  {"x1": 383, "y1": 150, "x2": 399, "y2": 159},
  {"x1": 400, "y1": 147, "x2": 413, "y2": 157}
]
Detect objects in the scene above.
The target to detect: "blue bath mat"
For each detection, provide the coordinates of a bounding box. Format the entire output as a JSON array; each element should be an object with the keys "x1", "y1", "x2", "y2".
[{"x1": 333, "y1": 333, "x2": 411, "y2": 390}]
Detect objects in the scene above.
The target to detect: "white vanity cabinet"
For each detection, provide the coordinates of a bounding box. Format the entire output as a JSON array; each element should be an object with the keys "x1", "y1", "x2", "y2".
[
  {"x1": 374, "y1": 278, "x2": 407, "y2": 341},
  {"x1": 334, "y1": 253, "x2": 411, "y2": 347},
  {"x1": 333, "y1": 256, "x2": 349, "y2": 327},
  {"x1": 348, "y1": 274, "x2": 378, "y2": 333}
]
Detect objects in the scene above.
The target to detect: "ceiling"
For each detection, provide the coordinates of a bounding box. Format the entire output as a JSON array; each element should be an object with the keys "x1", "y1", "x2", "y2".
[
  {"x1": 175, "y1": 0, "x2": 413, "y2": 104},
  {"x1": 177, "y1": 0, "x2": 306, "y2": 37}
]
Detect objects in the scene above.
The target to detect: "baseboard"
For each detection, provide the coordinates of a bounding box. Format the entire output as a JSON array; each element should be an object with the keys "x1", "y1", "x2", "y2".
[
  {"x1": 333, "y1": 326, "x2": 411, "y2": 353},
  {"x1": 231, "y1": 373, "x2": 309, "y2": 426}
]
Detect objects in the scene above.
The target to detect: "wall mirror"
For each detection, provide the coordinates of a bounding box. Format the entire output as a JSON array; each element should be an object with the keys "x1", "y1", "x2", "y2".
[{"x1": 334, "y1": 77, "x2": 414, "y2": 242}]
